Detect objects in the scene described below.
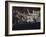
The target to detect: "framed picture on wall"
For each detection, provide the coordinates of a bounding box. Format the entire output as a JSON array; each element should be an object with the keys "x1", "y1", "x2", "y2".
[{"x1": 5, "y1": 1, "x2": 45, "y2": 36}]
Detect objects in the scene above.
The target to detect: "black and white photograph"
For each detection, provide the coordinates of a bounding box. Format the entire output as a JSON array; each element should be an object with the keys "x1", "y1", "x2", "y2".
[
  {"x1": 5, "y1": 1, "x2": 45, "y2": 36},
  {"x1": 12, "y1": 7, "x2": 40, "y2": 30}
]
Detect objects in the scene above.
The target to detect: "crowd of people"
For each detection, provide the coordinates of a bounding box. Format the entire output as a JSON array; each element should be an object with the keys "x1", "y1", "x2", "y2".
[{"x1": 13, "y1": 8, "x2": 40, "y2": 24}]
